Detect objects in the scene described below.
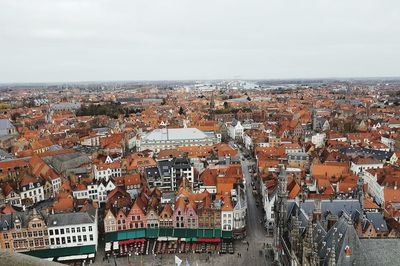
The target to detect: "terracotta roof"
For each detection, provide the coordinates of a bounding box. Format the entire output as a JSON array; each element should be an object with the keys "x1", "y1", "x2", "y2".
[
  {"x1": 124, "y1": 174, "x2": 141, "y2": 187},
  {"x1": 384, "y1": 188, "x2": 400, "y2": 205},
  {"x1": 175, "y1": 197, "x2": 186, "y2": 211},
  {"x1": 0, "y1": 159, "x2": 29, "y2": 171},
  {"x1": 161, "y1": 203, "x2": 173, "y2": 217},
  {"x1": 288, "y1": 180, "x2": 301, "y2": 199},
  {"x1": 20, "y1": 175, "x2": 40, "y2": 187},
  {"x1": 364, "y1": 196, "x2": 379, "y2": 209},
  {"x1": 220, "y1": 195, "x2": 233, "y2": 211},
  {"x1": 2, "y1": 183, "x2": 15, "y2": 196},
  {"x1": 31, "y1": 139, "x2": 53, "y2": 150},
  {"x1": 1, "y1": 204, "x2": 17, "y2": 214},
  {"x1": 53, "y1": 196, "x2": 74, "y2": 211},
  {"x1": 311, "y1": 162, "x2": 349, "y2": 178},
  {"x1": 200, "y1": 169, "x2": 217, "y2": 186}
]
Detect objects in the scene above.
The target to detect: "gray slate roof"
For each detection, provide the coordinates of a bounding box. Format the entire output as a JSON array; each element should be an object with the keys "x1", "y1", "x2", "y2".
[
  {"x1": 340, "y1": 147, "x2": 394, "y2": 161},
  {"x1": 319, "y1": 215, "x2": 361, "y2": 266},
  {"x1": 0, "y1": 119, "x2": 14, "y2": 130},
  {"x1": 43, "y1": 152, "x2": 90, "y2": 173},
  {"x1": 288, "y1": 199, "x2": 362, "y2": 229},
  {"x1": 47, "y1": 205, "x2": 96, "y2": 227},
  {"x1": 360, "y1": 239, "x2": 400, "y2": 266},
  {"x1": 364, "y1": 212, "x2": 389, "y2": 232}
]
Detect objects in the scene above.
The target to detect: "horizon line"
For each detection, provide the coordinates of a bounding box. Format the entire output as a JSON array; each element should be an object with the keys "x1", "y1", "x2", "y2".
[{"x1": 2, "y1": 75, "x2": 400, "y2": 86}]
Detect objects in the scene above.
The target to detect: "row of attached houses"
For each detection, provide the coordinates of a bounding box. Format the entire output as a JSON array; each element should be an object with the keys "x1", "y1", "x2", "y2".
[
  {"x1": 104, "y1": 182, "x2": 247, "y2": 238},
  {"x1": 0, "y1": 203, "x2": 98, "y2": 257}
]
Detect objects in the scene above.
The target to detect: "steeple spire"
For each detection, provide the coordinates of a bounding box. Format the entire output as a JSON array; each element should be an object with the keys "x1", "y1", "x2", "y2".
[
  {"x1": 328, "y1": 237, "x2": 336, "y2": 266},
  {"x1": 302, "y1": 216, "x2": 314, "y2": 264},
  {"x1": 210, "y1": 91, "x2": 215, "y2": 110}
]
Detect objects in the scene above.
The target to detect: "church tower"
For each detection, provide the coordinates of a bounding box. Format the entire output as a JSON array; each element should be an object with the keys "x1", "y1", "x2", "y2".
[{"x1": 210, "y1": 91, "x2": 215, "y2": 110}]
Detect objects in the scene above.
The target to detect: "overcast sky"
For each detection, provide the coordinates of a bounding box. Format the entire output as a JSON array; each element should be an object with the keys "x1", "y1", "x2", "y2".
[{"x1": 1, "y1": 0, "x2": 400, "y2": 83}]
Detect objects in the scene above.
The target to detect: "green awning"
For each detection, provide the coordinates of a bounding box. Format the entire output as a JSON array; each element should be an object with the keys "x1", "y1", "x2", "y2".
[
  {"x1": 204, "y1": 229, "x2": 214, "y2": 238},
  {"x1": 105, "y1": 231, "x2": 118, "y2": 242},
  {"x1": 105, "y1": 227, "x2": 234, "y2": 242},
  {"x1": 23, "y1": 245, "x2": 96, "y2": 259},
  {"x1": 165, "y1": 228, "x2": 174, "y2": 236},
  {"x1": 214, "y1": 229, "x2": 222, "y2": 238},
  {"x1": 126, "y1": 231, "x2": 136, "y2": 239},
  {"x1": 173, "y1": 228, "x2": 186, "y2": 238},
  {"x1": 136, "y1": 229, "x2": 146, "y2": 238},
  {"x1": 186, "y1": 229, "x2": 197, "y2": 238},
  {"x1": 159, "y1": 228, "x2": 174, "y2": 237},
  {"x1": 197, "y1": 229, "x2": 205, "y2": 238},
  {"x1": 147, "y1": 228, "x2": 159, "y2": 238},
  {"x1": 222, "y1": 230, "x2": 233, "y2": 238}
]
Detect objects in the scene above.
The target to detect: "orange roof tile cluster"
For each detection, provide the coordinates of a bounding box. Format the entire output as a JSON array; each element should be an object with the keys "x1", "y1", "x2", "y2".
[
  {"x1": 29, "y1": 155, "x2": 59, "y2": 181},
  {"x1": 311, "y1": 162, "x2": 349, "y2": 179},
  {"x1": 31, "y1": 139, "x2": 53, "y2": 151},
  {"x1": 384, "y1": 188, "x2": 400, "y2": 206}
]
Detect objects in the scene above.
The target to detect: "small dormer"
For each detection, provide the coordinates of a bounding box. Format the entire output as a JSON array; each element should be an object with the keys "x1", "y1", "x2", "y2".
[
  {"x1": 14, "y1": 218, "x2": 21, "y2": 230},
  {"x1": 345, "y1": 245, "x2": 351, "y2": 257},
  {"x1": 2, "y1": 220, "x2": 9, "y2": 230}
]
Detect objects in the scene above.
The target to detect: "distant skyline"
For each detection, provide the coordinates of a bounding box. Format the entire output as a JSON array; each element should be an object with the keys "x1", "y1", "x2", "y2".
[{"x1": 1, "y1": 0, "x2": 400, "y2": 83}]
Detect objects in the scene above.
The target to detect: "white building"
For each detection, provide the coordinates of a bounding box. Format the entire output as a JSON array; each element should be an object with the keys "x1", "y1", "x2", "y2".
[
  {"x1": 3, "y1": 186, "x2": 22, "y2": 206},
  {"x1": 361, "y1": 171, "x2": 384, "y2": 205},
  {"x1": 138, "y1": 128, "x2": 220, "y2": 152},
  {"x1": 73, "y1": 180, "x2": 116, "y2": 203},
  {"x1": 93, "y1": 162, "x2": 122, "y2": 181},
  {"x1": 350, "y1": 159, "x2": 384, "y2": 175},
  {"x1": 381, "y1": 136, "x2": 396, "y2": 152},
  {"x1": 221, "y1": 197, "x2": 234, "y2": 231},
  {"x1": 243, "y1": 133, "x2": 253, "y2": 150},
  {"x1": 311, "y1": 133, "x2": 326, "y2": 148},
  {"x1": 158, "y1": 157, "x2": 194, "y2": 190},
  {"x1": 227, "y1": 120, "x2": 244, "y2": 140},
  {"x1": 232, "y1": 188, "x2": 247, "y2": 234},
  {"x1": 96, "y1": 181, "x2": 116, "y2": 203},
  {"x1": 19, "y1": 176, "x2": 45, "y2": 204},
  {"x1": 261, "y1": 181, "x2": 276, "y2": 233},
  {"x1": 50, "y1": 177, "x2": 62, "y2": 197},
  {"x1": 80, "y1": 135, "x2": 101, "y2": 147},
  {"x1": 47, "y1": 205, "x2": 98, "y2": 250}
]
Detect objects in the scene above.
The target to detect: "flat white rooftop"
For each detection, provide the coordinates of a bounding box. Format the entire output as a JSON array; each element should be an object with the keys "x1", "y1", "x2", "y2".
[{"x1": 143, "y1": 128, "x2": 211, "y2": 141}]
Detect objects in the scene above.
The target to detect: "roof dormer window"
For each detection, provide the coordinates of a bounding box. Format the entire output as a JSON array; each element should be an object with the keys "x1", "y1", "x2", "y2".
[{"x1": 345, "y1": 245, "x2": 351, "y2": 257}]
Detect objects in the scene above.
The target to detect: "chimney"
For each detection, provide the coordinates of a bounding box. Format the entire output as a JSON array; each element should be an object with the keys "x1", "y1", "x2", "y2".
[
  {"x1": 327, "y1": 214, "x2": 338, "y2": 231},
  {"x1": 312, "y1": 199, "x2": 322, "y2": 223}
]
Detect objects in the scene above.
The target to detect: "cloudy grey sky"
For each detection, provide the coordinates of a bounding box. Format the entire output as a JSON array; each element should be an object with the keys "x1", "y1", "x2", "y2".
[{"x1": 1, "y1": 0, "x2": 400, "y2": 83}]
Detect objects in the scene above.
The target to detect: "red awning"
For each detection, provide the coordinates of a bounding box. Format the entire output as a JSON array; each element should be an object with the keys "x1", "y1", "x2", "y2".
[
  {"x1": 118, "y1": 238, "x2": 145, "y2": 245},
  {"x1": 197, "y1": 238, "x2": 221, "y2": 243}
]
